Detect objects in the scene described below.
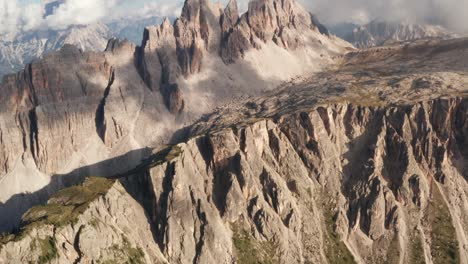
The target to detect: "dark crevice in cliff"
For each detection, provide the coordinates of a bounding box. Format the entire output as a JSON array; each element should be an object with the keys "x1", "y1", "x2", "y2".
[
  {"x1": 382, "y1": 124, "x2": 408, "y2": 195},
  {"x1": 28, "y1": 108, "x2": 39, "y2": 162},
  {"x1": 212, "y1": 153, "x2": 241, "y2": 215},
  {"x1": 76, "y1": 72, "x2": 88, "y2": 96},
  {"x1": 72, "y1": 225, "x2": 85, "y2": 264},
  {"x1": 154, "y1": 162, "x2": 176, "y2": 251},
  {"x1": 260, "y1": 168, "x2": 280, "y2": 213},
  {"x1": 196, "y1": 136, "x2": 214, "y2": 172},
  {"x1": 95, "y1": 69, "x2": 115, "y2": 143},
  {"x1": 135, "y1": 29, "x2": 153, "y2": 92},
  {"x1": 16, "y1": 114, "x2": 28, "y2": 153},
  {"x1": 192, "y1": 191, "x2": 208, "y2": 264},
  {"x1": 26, "y1": 63, "x2": 39, "y2": 107},
  {"x1": 158, "y1": 53, "x2": 184, "y2": 113},
  {"x1": 453, "y1": 99, "x2": 468, "y2": 180}
]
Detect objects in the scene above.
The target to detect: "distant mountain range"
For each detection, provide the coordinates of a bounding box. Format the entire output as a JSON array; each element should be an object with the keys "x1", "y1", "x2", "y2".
[
  {"x1": 330, "y1": 20, "x2": 458, "y2": 48},
  {"x1": 0, "y1": 23, "x2": 110, "y2": 78},
  {"x1": 0, "y1": 0, "x2": 166, "y2": 79}
]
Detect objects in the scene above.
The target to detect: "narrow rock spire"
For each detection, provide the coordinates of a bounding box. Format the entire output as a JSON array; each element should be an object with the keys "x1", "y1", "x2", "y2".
[{"x1": 221, "y1": 0, "x2": 239, "y2": 33}]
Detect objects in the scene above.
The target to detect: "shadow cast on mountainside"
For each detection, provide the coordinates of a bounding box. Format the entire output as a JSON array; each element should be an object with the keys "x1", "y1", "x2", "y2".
[
  {"x1": 0, "y1": 45, "x2": 288, "y2": 233},
  {"x1": 0, "y1": 15, "x2": 336, "y2": 235},
  {"x1": 0, "y1": 147, "x2": 152, "y2": 233}
]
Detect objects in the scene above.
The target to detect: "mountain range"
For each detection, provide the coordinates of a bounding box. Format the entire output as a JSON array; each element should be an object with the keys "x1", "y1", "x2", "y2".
[
  {"x1": 331, "y1": 19, "x2": 458, "y2": 48},
  {"x1": 0, "y1": 0, "x2": 166, "y2": 79},
  {"x1": 0, "y1": 0, "x2": 467, "y2": 263}
]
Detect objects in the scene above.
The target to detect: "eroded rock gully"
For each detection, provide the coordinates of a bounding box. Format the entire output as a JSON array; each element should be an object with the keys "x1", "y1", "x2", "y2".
[{"x1": 2, "y1": 98, "x2": 467, "y2": 264}]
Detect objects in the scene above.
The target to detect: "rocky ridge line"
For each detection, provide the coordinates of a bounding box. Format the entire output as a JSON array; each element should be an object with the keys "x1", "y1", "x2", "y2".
[{"x1": 1, "y1": 96, "x2": 467, "y2": 263}]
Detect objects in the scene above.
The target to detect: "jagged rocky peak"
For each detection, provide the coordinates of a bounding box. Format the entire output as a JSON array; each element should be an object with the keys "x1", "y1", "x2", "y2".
[
  {"x1": 221, "y1": 0, "x2": 239, "y2": 33},
  {"x1": 105, "y1": 38, "x2": 135, "y2": 55},
  {"x1": 138, "y1": 17, "x2": 184, "y2": 114},
  {"x1": 174, "y1": 0, "x2": 223, "y2": 75},
  {"x1": 246, "y1": 0, "x2": 310, "y2": 39},
  {"x1": 136, "y1": 0, "x2": 338, "y2": 113},
  {"x1": 220, "y1": 0, "x2": 325, "y2": 62}
]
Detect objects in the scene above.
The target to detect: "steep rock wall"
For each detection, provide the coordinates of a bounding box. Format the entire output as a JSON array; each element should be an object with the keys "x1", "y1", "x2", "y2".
[{"x1": 2, "y1": 98, "x2": 467, "y2": 263}]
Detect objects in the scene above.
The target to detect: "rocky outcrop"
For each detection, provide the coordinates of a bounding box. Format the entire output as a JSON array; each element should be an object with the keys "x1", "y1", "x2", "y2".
[
  {"x1": 137, "y1": 18, "x2": 185, "y2": 113},
  {"x1": 0, "y1": 177, "x2": 168, "y2": 263},
  {"x1": 220, "y1": 0, "x2": 323, "y2": 63},
  {"x1": 2, "y1": 96, "x2": 468, "y2": 263},
  {"x1": 172, "y1": 0, "x2": 223, "y2": 76}
]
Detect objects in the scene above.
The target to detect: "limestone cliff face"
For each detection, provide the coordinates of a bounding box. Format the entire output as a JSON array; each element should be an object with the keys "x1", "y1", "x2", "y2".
[
  {"x1": 0, "y1": 0, "x2": 347, "y2": 232},
  {"x1": 2, "y1": 98, "x2": 467, "y2": 264},
  {"x1": 220, "y1": 0, "x2": 319, "y2": 63}
]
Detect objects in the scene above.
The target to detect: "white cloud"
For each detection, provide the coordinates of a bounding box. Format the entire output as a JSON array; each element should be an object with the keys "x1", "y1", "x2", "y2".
[
  {"x1": 140, "y1": 3, "x2": 182, "y2": 18},
  {"x1": 112, "y1": 2, "x2": 183, "y2": 20},
  {"x1": 0, "y1": 1, "x2": 43, "y2": 36},
  {"x1": 0, "y1": 0, "x2": 118, "y2": 36},
  {"x1": 0, "y1": 0, "x2": 191, "y2": 37},
  {"x1": 44, "y1": 0, "x2": 116, "y2": 30},
  {"x1": 2, "y1": 0, "x2": 468, "y2": 36}
]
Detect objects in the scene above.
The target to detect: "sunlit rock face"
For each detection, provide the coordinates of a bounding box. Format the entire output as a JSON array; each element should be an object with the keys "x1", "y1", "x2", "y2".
[
  {"x1": 1, "y1": 27, "x2": 468, "y2": 263},
  {"x1": 2, "y1": 81, "x2": 468, "y2": 264},
  {"x1": 0, "y1": 0, "x2": 350, "y2": 232}
]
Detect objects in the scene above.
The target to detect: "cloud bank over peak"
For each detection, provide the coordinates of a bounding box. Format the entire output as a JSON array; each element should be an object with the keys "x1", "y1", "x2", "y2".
[
  {"x1": 1, "y1": 0, "x2": 467, "y2": 37},
  {"x1": 0, "y1": 0, "x2": 183, "y2": 37},
  {"x1": 44, "y1": 0, "x2": 116, "y2": 30}
]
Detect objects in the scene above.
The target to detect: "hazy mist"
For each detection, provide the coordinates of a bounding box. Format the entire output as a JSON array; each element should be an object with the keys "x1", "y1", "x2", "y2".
[{"x1": 298, "y1": 0, "x2": 468, "y2": 33}]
